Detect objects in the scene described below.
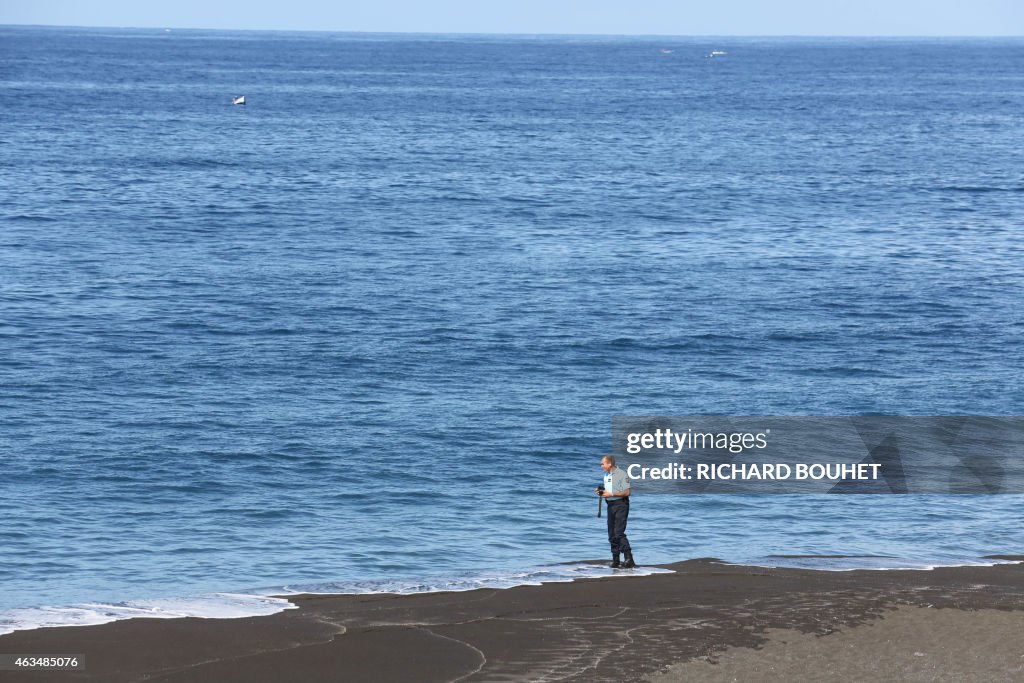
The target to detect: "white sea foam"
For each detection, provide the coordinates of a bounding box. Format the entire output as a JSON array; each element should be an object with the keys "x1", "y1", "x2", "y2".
[
  {"x1": 0, "y1": 593, "x2": 297, "y2": 636},
  {"x1": 743, "y1": 555, "x2": 1023, "y2": 572},
  {"x1": 0, "y1": 563, "x2": 671, "y2": 636},
  {"x1": 262, "y1": 562, "x2": 674, "y2": 597}
]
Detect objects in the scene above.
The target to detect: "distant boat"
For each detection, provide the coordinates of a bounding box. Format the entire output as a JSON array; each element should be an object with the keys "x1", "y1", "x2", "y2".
[
  {"x1": 232, "y1": 96, "x2": 246, "y2": 106},
  {"x1": 706, "y1": 50, "x2": 727, "y2": 58},
  {"x1": 660, "y1": 49, "x2": 673, "y2": 54}
]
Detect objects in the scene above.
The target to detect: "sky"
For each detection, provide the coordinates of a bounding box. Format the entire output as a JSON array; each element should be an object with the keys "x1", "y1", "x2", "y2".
[{"x1": 1, "y1": 0, "x2": 1022, "y2": 36}]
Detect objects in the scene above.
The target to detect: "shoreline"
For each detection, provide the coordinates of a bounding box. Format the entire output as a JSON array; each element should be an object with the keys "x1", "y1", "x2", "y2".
[
  {"x1": 1, "y1": 556, "x2": 1022, "y2": 681},
  {"x1": 1, "y1": 554, "x2": 1017, "y2": 636}
]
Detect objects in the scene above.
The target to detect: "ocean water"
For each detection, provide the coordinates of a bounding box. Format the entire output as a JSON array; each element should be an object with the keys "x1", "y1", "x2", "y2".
[{"x1": 1, "y1": 26, "x2": 1023, "y2": 633}]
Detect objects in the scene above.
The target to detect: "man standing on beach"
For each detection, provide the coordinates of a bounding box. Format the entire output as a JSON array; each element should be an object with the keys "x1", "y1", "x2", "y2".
[{"x1": 597, "y1": 455, "x2": 636, "y2": 569}]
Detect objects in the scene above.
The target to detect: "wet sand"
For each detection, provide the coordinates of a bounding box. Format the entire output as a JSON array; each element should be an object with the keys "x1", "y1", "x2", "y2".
[{"x1": 2, "y1": 556, "x2": 1022, "y2": 682}]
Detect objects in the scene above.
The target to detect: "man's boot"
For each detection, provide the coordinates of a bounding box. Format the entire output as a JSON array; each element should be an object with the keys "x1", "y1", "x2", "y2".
[
  {"x1": 622, "y1": 552, "x2": 636, "y2": 569},
  {"x1": 609, "y1": 553, "x2": 621, "y2": 569}
]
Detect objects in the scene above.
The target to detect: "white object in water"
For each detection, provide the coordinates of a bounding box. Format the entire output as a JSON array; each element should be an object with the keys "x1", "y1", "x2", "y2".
[
  {"x1": 660, "y1": 49, "x2": 673, "y2": 54},
  {"x1": 707, "y1": 50, "x2": 727, "y2": 58},
  {"x1": 232, "y1": 96, "x2": 246, "y2": 105}
]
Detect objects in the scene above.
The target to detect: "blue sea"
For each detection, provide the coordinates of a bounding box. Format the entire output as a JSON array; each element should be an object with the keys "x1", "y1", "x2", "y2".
[{"x1": 1, "y1": 26, "x2": 1023, "y2": 633}]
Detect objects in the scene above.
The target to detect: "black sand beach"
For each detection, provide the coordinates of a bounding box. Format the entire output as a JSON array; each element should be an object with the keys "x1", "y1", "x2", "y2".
[{"x1": 2, "y1": 557, "x2": 1023, "y2": 682}]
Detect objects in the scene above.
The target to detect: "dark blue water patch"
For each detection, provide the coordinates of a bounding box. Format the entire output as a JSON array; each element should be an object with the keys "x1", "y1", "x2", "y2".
[
  {"x1": 937, "y1": 185, "x2": 1024, "y2": 193},
  {"x1": 3, "y1": 214, "x2": 60, "y2": 223}
]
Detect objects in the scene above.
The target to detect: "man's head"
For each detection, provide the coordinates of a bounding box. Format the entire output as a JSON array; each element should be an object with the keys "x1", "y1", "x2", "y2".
[{"x1": 601, "y1": 454, "x2": 616, "y2": 473}]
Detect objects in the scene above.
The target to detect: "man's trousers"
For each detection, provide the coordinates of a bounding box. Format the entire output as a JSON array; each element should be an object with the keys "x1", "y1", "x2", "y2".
[{"x1": 605, "y1": 498, "x2": 631, "y2": 556}]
